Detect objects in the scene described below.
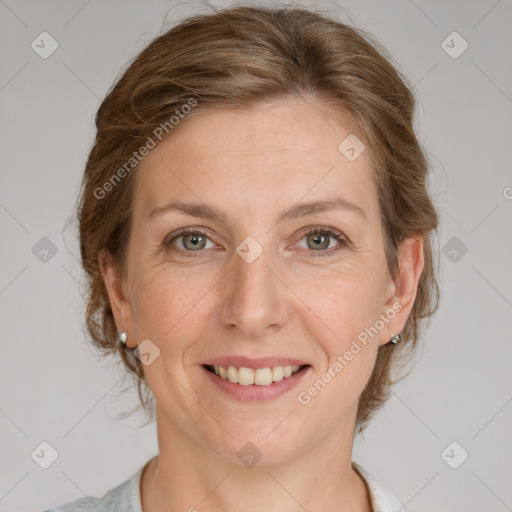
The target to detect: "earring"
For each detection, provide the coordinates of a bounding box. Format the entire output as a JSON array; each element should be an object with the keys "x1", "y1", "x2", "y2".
[
  {"x1": 390, "y1": 333, "x2": 400, "y2": 344},
  {"x1": 118, "y1": 331, "x2": 127, "y2": 345}
]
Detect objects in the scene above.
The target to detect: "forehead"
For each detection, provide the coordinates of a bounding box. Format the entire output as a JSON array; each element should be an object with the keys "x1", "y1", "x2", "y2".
[{"x1": 134, "y1": 98, "x2": 377, "y2": 220}]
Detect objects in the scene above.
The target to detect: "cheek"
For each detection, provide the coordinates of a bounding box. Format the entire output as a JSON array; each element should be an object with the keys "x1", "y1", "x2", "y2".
[
  {"x1": 294, "y1": 260, "x2": 385, "y2": 338},
  {"x1": 300, "y1": 278, "x2": 380, "y2": 408},
  {"x1": 292, "y1": 263, "x2": 384, "y2": 389},
  {"x1": 129, "y1": 268, "x2": 205, "y2": 346}
]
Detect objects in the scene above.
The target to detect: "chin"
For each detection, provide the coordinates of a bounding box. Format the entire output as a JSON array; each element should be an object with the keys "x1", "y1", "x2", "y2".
[{"x1": 199, "y1": 417, "x2": 309, "y2": 467}]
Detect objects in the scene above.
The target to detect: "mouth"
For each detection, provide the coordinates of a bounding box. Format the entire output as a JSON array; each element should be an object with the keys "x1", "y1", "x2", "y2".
[{"x1": 203, "y1": 363, "x2": 310, "y2": 386}]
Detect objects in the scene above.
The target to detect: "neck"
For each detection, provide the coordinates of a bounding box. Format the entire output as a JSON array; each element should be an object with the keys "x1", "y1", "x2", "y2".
[{"x1": 141, "y1": 403, "x2": 371, "y2": 512}]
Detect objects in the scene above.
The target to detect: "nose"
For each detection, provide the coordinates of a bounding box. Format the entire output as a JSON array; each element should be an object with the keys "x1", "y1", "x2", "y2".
[{"x1": 218, "y1": 241, "x2": 289, "y2": 339}]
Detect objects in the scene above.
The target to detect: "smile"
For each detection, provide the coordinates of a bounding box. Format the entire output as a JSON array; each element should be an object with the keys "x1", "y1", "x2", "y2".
[
  {"x1": 205, "y1": 364, "x2": 305, "y2": 385},
  {"x1": 201, "y1": 362, "x2": 311, "y2": 402}
]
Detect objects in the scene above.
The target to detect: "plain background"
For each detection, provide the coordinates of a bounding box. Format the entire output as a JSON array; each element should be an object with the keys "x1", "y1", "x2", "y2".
[{"x1": 1, "y1": 0, "x2": 511, "y2": 511}]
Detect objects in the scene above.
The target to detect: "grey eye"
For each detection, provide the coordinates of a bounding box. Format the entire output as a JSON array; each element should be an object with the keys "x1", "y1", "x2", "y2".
[
  {"x1": 305, "y1": 232, "x2": 332, "y2": 250},
  {"x1": 167, "y1": 229, "x2": 215, "y2": 252},
  {"x1": 180, "y1": 232, "x2": 208, "y2": 251}
]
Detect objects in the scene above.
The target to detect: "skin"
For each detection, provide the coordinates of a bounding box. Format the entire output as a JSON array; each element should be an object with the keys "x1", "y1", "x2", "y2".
[{"x1": 101, "y1": 97, "x2": 424, "y2": 512}]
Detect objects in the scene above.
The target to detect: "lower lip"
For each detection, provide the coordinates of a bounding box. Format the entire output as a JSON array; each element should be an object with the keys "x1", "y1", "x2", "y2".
[{"x1": 201, "y1": 365, "x2": 311, "y2": 402}]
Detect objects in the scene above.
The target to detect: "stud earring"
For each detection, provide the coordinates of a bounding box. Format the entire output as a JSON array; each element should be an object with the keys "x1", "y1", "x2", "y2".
[
  {"x1": 118, "y1": 331, "x2": 127, "y2": 345},
  {"x1": 390, "y1": 333, "x2": 400, "y2": 344}
]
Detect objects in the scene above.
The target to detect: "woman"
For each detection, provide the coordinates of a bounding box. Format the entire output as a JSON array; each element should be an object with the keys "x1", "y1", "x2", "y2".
[{"x1": 46, "y1": 5, "x2": 439, "y2": 511}]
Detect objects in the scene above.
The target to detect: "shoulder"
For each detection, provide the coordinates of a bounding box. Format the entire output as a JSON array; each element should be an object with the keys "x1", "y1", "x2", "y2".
[
  {"x1": 42, "y1": 458, "x2": 153, "y2": 512},
  {"x1": 352, "y1": 461, "x2": 406, "y2": 512}
]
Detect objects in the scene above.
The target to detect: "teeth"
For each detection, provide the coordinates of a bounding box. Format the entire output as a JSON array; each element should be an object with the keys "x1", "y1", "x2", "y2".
[
  {"x1": 255, "y1": 368, "x2": 272, "y2": 385},
  {"x1": 211, "y1": 364, "x2": 303, "y2": 385},
  {"x1": 272, "y1": 366, "x2": 283, "y2": 382},
  {"x1": 227, "y1": 365, "x2": 238, "y2": 383},
  {"x1": 238, "y1": 367, "x2": 254, "y2": 385}
]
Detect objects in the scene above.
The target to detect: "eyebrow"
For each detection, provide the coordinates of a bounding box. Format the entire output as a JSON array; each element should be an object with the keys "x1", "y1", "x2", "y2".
[{"x1": 148, "y1": 197, "x2": 367, "y2": 224}]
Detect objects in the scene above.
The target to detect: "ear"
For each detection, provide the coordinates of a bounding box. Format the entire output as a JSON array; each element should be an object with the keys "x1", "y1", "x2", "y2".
[
  {"x1": 378, "y1": 235, "x2": 425, "y2": 346},
  {"x1": 99, "y1": 249, "x2": 135, "y2": 347}
]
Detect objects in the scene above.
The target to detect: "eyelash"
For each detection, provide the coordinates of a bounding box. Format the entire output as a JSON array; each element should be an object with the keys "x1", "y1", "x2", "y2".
[
  {"x1": 164, "y1": 226, "x2": 348, "y2": 258},
  {"x1": 299, "y1": 227, "x2": 348, "y2": 258}
]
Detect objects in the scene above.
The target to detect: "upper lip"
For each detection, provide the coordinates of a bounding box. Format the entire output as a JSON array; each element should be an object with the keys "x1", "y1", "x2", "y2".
[{"x1": 202, "y1": 356, "x2": 310, "y2": 369}]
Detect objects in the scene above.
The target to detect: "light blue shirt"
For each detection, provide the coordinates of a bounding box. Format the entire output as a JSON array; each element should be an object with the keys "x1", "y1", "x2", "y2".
[{"x1": 44, "y1": 457, "x2": 406, "y2": 512}]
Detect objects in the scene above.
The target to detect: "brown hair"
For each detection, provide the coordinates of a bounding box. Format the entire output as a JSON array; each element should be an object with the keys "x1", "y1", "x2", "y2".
[{"x1": 76, "y1": 5, "x2": 439, "y2": 433}]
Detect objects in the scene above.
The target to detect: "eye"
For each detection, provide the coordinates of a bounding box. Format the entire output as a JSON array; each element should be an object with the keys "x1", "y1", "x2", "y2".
[
  {"x1": 164, "y1": 226, "x2": 348, "y2": 258},
  {"x1": 164, "y1": 228, "x2": 216, "y2": 255},
  {"x1": 296, "y1": 227, "x2": 348, "y2": 257}
]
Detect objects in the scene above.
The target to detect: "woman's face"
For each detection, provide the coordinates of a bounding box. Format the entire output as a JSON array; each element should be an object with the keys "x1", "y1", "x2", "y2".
[{"x1": 102, "y1": 98, "x2": 421, "y2": 464}]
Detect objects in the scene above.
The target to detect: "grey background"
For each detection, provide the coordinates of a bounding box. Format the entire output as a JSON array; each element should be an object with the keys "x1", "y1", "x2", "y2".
[{"x1": 1, "y1": 0, "x2": 511, "y2": 511}]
